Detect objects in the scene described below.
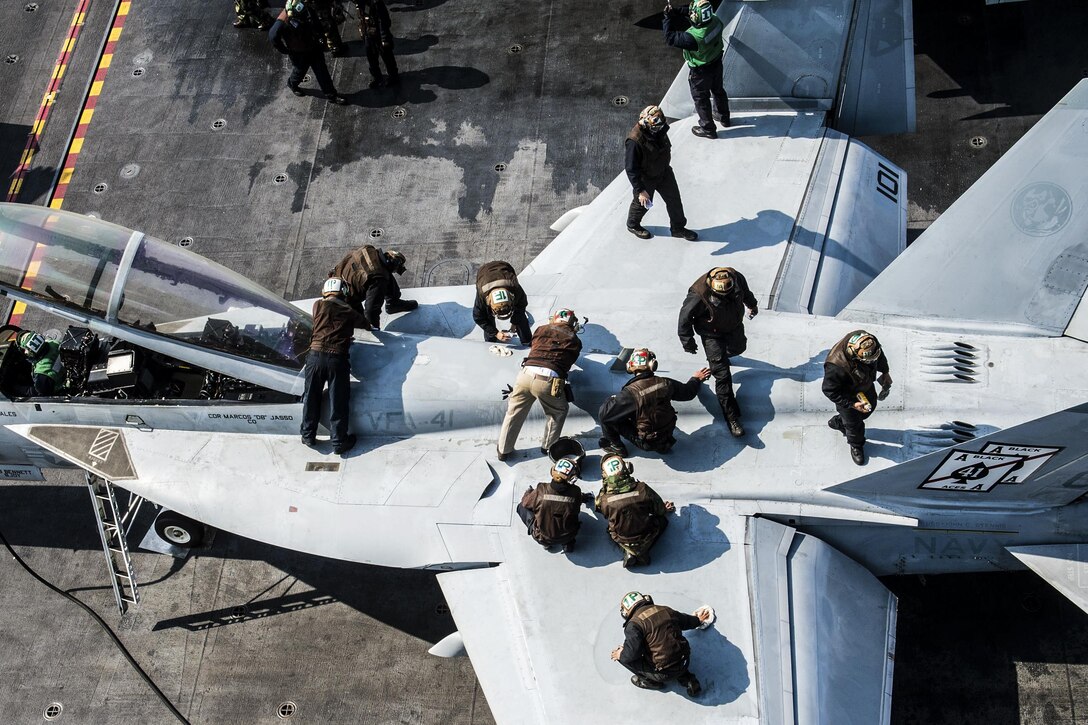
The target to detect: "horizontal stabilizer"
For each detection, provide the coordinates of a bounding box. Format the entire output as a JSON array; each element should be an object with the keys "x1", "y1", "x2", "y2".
[
  {"x1": 830, "y1": 403, "x2": 1088, "y2": 510},
  {"x1": 842, "y1": 80, "x2": 1088, "y2": 337},
  {"x1": 1007, "y1": 544, "x2": 1088, "y2": 615}
]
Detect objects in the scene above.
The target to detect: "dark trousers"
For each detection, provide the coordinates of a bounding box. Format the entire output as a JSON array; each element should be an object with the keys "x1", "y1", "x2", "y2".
[
  {"x1": 702, "y1": 331, "x2": 746, "y2": 421},
  {"x1": 626, "y1": 169, "x2": 686, "y2": 231},
  {"x1": 288, "y1": 51, "x2": 337, "y2": 95},
  {"x1": 365, "y1": 37, "x2": 398, "y2": 80},
  {"x1": 688, "y1": 55, "x2": 730, "y2": 132},
  {"x1": 831, "y1": 387, "x2": 877, "y2": 447},
  {"x1": 602, "y1": 419, "x2": 675, "y2": 454},
  {"x1": 300, "y1": 351, "x2": 352, "y2": 445},
  {"x1": 620, "y1": 651, "x2": 691, "y2": 684}
]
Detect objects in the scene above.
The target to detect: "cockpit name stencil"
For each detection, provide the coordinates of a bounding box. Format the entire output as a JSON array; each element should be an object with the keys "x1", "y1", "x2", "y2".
[{"x1": 920, "y1": 450, "x2": 1028, "y2": 492}]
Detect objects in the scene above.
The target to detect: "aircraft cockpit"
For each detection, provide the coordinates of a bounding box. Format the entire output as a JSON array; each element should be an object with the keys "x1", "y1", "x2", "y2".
[{"x1": 0, "y1": 204, "x2": 311, "y2": 398}]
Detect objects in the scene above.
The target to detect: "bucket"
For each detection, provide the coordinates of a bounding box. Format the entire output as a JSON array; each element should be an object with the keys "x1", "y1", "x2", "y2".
[{"x1": 547, "y1": 437, "x2": 586, "y2": 473}]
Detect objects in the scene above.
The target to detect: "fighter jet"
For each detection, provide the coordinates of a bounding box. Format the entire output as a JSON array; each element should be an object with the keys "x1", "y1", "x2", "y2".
[{"x1": 0, "y1": 2, "x2": 1085, "y2": 724}]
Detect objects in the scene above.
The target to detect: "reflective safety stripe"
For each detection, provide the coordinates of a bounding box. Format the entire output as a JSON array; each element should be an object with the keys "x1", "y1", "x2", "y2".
[
  {"x1": 540, "y1": 494, "x2": 575, "y2": 503},
  {"x1": 634, "y1": 381, "x2": 669, "y2": 400},
  {"x1": 479, "y1": 278, "x2": 510, "y2": 295},
  {"x1": 606, "y1": 491, "x2": 641, "y2": 502}
]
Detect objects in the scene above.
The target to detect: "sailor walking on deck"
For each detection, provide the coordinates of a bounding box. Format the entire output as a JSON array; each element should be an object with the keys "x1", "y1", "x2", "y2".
[
  {"x1": 823, "y1": 330, "x2": 892, "y2": 466},
  {"x1": 269, "y1": 1, "x2": 348, "y2": 104},
  {"x1": 625, "y1": 105, "x2": 698, "y2": 241},
  {"x1": 677, "y1": 266, "x2": 757, "y2": 439}
]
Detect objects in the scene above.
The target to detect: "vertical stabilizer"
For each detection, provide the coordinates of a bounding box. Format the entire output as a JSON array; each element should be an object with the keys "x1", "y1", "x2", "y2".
[{"x1": 842, "y1": 80, "x2": 1088, "y2": 337}]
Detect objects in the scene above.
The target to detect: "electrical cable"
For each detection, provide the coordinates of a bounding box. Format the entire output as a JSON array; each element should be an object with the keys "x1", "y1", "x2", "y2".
[{"x1": 0, "y1": 526, "x2": 189, "y2": 724}]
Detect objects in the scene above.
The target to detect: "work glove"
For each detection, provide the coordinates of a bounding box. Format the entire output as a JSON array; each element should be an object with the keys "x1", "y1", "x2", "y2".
[
  {"x1": 877, "y1": 385, "x2": 891, "y2": 401},
  {"x1": 581, "y1": 492, "x2": 595, "y2": 507},
  {"x1": 501, "y1": 383, "x2": 513, "y2": 400},
  {"x1": 747, "y1": 306, "x2": 758, "y2": 319},
  {"x1": 682, "y1": 340, "x2": 698, "y2": 354}
]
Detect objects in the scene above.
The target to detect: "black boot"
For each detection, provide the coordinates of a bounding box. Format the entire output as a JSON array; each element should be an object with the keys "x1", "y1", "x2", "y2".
[
  {"x1": 334, "y1": 434, "x2": 357, "y2": 455},
  {"x1": 678, "y1": 672, "x2": 702, "y2": 697},
  {"x1": 385, "y1": 299, "x2": 418, "y2": 313},
  {"x1": 627, "y1": 224, "x2": 652, "y2": 239},
  {"x1": 727, "y1": 416, "x2": 744, "y2": 437},
  {"x1": 850, "y1": 445, "x2": 866, "y2": 466},
  {"x1": 598, "y1": 437, "x2": 629, "y2": 457},
  {"x1": 631, "y1": 675, "x2": 663, "y2": 690}
]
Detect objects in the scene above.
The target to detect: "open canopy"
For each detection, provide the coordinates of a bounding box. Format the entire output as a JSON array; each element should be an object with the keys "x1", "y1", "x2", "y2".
[{"x1": 0, "y1": 204, "x2": 311, "y2": 369}]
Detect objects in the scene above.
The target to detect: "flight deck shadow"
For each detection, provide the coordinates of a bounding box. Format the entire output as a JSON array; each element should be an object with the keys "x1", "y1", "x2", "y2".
[
  {"x1": 684, "y1": 628, "x2": 750, "y2": 706},
  {"x1": 566, "y1": 504, "x2": 729, "y2": 574},
  {"x1": 885, "y1": 571, "x2": 1088, "y2": 725},
  {"x1": 694, "y1": 209, "x2": 794, "y2": 256},
  {"x1": 661, "y1": 350, "x2": 827, "y2": 473},
  {"x1": 338, "y1": 34, "x2": 438, "y2": 58},
  {"x1": 347, "y1": 65, "x2": 490, "y2": 108}
]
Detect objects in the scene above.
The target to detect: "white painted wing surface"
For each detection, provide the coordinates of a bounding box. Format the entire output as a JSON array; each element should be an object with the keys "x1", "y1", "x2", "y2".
[
  {"x1": 1007, "y1": 544, "x2": 1088, "y2": 615},
  {"x1": 437, "y1": 505, "x2": 895, "y2": 724},
  {"x1": 843, "y1": 80, "x2": 1088, "y2": 337}
]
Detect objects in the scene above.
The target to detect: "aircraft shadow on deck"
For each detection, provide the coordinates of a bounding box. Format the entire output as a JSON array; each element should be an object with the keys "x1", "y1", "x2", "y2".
[
  {"x1": 914, "y1": 0, "x2": 1088, "y2": 121},
  {"x1": 0, "y1": 484, "x2": 458, "y2": 644}
]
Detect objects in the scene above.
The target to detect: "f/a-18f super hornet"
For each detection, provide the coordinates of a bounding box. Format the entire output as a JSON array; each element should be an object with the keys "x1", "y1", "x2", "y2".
[{"x1": 1, "y1": 1, "x2": 1087, "y2": 723}]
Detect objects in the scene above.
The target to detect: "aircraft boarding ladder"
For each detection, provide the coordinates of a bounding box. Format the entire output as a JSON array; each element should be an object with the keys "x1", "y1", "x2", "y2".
[{"x1": 85, "y1": 473, "x2": 142, "y2": 614}]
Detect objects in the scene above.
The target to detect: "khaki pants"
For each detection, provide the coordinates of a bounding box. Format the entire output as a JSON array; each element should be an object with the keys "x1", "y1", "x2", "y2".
[{"x1": 498, "y1": 370, "x2": 569, "y2": 454}]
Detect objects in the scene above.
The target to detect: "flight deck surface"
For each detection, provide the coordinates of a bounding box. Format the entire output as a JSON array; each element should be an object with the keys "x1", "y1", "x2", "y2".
[{"x1": 2, "y1": 0, "x2": 1088, "y2": 723}]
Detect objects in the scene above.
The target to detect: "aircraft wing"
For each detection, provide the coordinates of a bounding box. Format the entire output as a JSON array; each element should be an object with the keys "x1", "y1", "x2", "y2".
[
  {"x1": 842, "y1": 80, "x2": 1088, "y2": 338},
  {"x1": 437, "y1": 506, "x2": 895, "y2": 724},
  {"x1": 1006, "y1": 544, "x2": 1088, "y2": 616}
]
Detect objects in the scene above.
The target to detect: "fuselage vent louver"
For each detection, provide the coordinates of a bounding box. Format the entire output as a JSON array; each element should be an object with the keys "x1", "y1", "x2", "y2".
[{"x1": 919, "y1": 341, "x2": 983, "y2": 384}]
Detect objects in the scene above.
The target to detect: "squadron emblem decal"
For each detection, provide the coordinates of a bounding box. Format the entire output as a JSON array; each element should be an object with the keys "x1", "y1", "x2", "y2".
[
  {"x1": 920, "y1": 443, "x2": 1063, "y2": 492},
  {"x1": 1010, "y1": 182, "x2": 1071, "y2": 237}
]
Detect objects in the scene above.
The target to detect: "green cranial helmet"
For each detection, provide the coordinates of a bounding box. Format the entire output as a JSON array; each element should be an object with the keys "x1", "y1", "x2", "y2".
[
  {"x1": 620, "y1": 591, "x2": 653, "y2": 619},
  {"x1": 17, "y1": 331, "x2": 45, "y2": 356},
  {"x1": 690, "y1": 0, "x2": 714, "y2": 26}
]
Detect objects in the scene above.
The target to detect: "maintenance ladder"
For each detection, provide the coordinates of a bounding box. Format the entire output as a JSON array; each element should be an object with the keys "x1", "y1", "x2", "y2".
[{"x1": 85, "y1": 473, "x2": 143, "y2": 613}]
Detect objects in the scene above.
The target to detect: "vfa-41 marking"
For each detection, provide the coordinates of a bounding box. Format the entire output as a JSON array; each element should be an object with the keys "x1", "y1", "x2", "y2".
[{"x1": 920, "y1": 442, "x2": 1064, "y2": 492}]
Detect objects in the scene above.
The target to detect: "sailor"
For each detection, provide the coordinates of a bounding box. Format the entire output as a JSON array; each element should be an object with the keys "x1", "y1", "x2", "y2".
[
  {"x1": 598, "y1": 349, "x2": 710, "y2": 456},
  {"x1": 269, "y1": 1, "x2": 348, "y2": 104},
  {"x1": 330, "y1": 245, "x2": 418, "y2": 330},
  {"x1": 595, "y1": 454, "x2": 674, "y2": 568},
  {"x1": 496, "y1": 308, "x2": 582, "y2": 461},
  {"x1": 663, "y1": 0, "x2": 730, "y2": 138},
  {"x1": 15, "y1": 331, "x2": 63, "y2": 397},
  {"x1": 300, "y1": 278, "x2": 368, "y2": 454},
  {"x1": 677, "y1": 266, "x2": 757, "y2": 438},
  {"x1": 472, "y1": 260, "x2": 532, "y2": 345},
  {"x1": 233, "y1": 0, "x2": 273, "y2": 30},
  {"x1": 311, "y1": 0, "x2": 347, "y2": 56},
  {"x1": 356, "y1": 0, "x2": 399, "y2": 88},
  {"x1": 823, "y1": 330, "x2": 892, "y2": 466},
  {"x1": 515, "y1": 458, "x2": 590, "y2": 553},
  {"x1": 624, "y1": 105, "x2": 698, "y2": 241},
  {"x1": 611, "y1": 591, "x2": 708, "y2": 695}
]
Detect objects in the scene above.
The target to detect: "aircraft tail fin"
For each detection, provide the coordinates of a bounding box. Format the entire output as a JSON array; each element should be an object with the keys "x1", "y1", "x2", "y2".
[
  {"x1": 841, "y1": 80, "x2": 1088, "y2": 339},
  {"x1": 829, "y1": 403, "x2": 1088, "y2": 511}
]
